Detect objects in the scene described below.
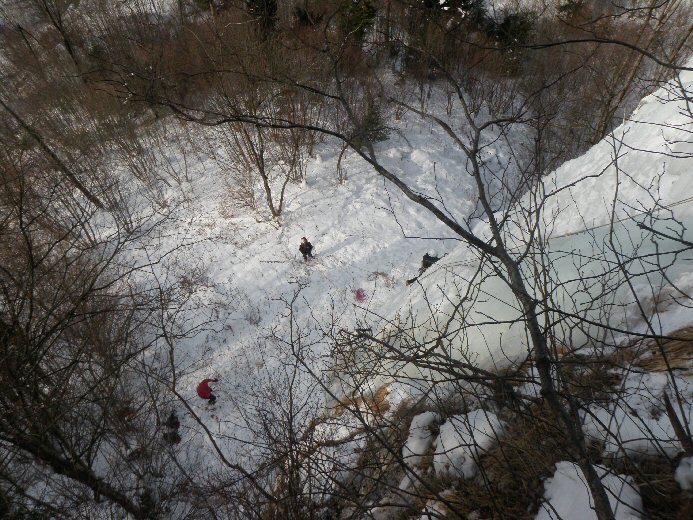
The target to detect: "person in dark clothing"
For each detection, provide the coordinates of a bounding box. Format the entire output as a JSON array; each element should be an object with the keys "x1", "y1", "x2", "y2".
[
  {"x1": 197, "y1": 378, "x2": 218, "y2": 405},
  {"x1": 163, "y1": 411, "x2": 181, "y2": 444},
  {"x1": 407, "y1": 250, "x2": 441, "y2": 285},
  {"x1": 299, "y1": 237, "x2": 314, "y2": 261},
  {"x1": 419, "y1": 249, "x2": 440, "y2": 274},
  {"x1": 164, "y1": 411, "x2": 180, "y2": 430}
]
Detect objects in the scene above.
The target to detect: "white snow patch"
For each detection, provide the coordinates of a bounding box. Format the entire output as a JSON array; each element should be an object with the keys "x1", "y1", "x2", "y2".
[
  {"x1": 399, "y1": 411, "x2": 440, "y2": 491},
  {"x1": 517, "y1": 60, "x2": 693, "y2": 239},
  {"x1": 675, "y1": 456, "x2": 693, "y2": 491},
  {"x1": 403, "y1": 411, "x2": 440, "y2": 467},
  {"x1": 584, "y1": 372, "x2": 693, "y2": 458},
  {"x1": 536, "y1": 461, "x2": 643, "y2": 520},
  {"x1": 432, "y1": 409, "x2": 504, "y2": 479}
]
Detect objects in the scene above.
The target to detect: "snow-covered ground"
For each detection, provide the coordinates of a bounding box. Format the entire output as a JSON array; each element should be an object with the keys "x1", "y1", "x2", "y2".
[
  {"x1": 116, "y1": 55, "x2": 693, "y2": 518},
  {"x1": 122, "y1": 84, "x2": 528, "y2": 470}
]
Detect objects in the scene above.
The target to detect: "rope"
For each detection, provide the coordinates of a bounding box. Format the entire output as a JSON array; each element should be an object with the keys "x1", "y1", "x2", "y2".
[{"x1": 547, "y1": 194, "x2": 693, "y2": 241}]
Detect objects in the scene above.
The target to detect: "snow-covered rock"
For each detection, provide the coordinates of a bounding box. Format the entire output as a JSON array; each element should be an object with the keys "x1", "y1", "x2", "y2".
[
  {"x1": 432, "y1": 409, "x2": 504, "y2": 479},
  {"x1": 583, "y1": 372, "x2": 693, "y2": 457},
  {"x1": 536, "y1": 461, "x2": 643, "y2": 520},
  {"x1": 399, "y1": 411, "x2": 440, "y2": 490},
  {"x1": 676, "y1": 457, "x2": 693, "y2": 491},
  {"x1": 403, "y1": 411, "x2": 439, "y2": 462}
]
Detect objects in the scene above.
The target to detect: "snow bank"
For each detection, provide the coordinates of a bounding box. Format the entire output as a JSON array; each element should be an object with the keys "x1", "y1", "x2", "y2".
[
  {"x1": 380, "y1": 57, "x2": 693, "y2": 381},
  {"x1": 584, "y1": 372, "x2": 693, "y2": 457},
  {"x1": 432, "y1": 409, "x2": 504, "y2": 479},
  {"x1": 536, "y1": 461, "x2": 643, "y2": 520},
  {"x1": 584, "y1": 405, "x2": 687, "y2": 458},
  {"x1": 399, "y1": 411, "x2": 440, "y2": 491},
  {"x1": 676, "y1": 457, "x2": 693, "y2": 491},
  {"x1": 402, "y1": 411, "x2": 439, "y2": 467}
]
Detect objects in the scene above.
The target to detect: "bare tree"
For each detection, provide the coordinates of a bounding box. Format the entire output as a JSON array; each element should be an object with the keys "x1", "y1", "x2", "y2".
[
  {"x1": 2, "y1": 0, "x2": 692, "y2": 518},
  {"x1": 122, "y1": 2, "x2": 693, "y2": 518}
]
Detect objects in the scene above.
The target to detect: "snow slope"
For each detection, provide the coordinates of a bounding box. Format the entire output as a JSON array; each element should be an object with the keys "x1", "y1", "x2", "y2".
[
  {"x1": 531, "y1": 77, "x2": 693, "y2": 237},
  {"x1": 370, "y1": 59, "x2": 693, "y2": 388}
]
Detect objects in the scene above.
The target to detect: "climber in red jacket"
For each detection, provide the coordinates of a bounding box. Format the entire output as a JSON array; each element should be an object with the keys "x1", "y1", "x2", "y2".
[{"x1": 197, "y1": 378, "x2": 218, "y2": 404}]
